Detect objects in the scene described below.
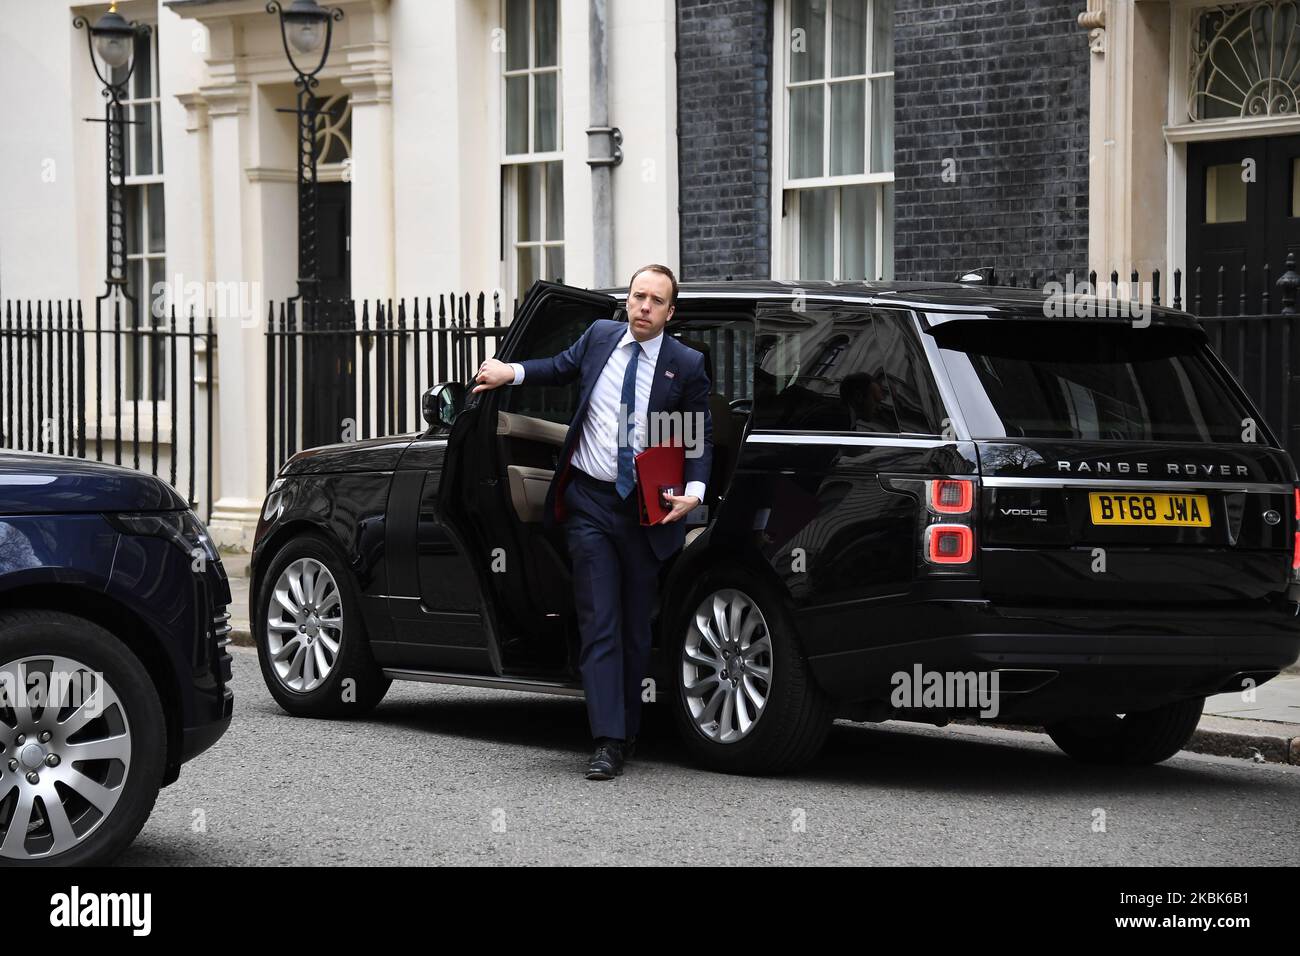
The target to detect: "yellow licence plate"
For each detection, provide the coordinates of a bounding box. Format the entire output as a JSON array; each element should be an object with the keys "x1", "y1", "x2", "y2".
[{"x1": 1088, "y1": 492, "x2": 1211, "y2": 527}]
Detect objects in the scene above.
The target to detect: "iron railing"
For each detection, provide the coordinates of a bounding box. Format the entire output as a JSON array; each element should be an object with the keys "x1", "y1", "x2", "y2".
[
  {"x1": 958, "y1": 253, "x2": 1300, "y2": 317},
  {"x1": 0, "y1": 298, "x2": 217, "y2": 521},
  {"x1": 266, "y1": 291, "x2": 509, "y2": 483}
]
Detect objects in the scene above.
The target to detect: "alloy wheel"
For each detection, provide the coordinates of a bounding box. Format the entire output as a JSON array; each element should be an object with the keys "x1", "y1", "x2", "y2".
[
  {"x1": 266, "y1": 557, "x2": 343, "y2": 694},
  {"x1": 681, "y1": 588, "x2": 774, "y2": 743},
  {"x1": 0, "y1": 655, "x2": 132, "y2": 861}
]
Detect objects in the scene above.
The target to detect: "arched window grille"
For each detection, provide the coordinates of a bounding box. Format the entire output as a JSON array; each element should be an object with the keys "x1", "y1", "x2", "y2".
[{"x1": 1190, "y1": 1, "x2": 1300, "y2": 121}]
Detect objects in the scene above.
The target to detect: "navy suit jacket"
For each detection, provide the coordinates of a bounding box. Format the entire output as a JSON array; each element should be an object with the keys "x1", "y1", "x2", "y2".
[{"x1": 517, "y1": 318, "x2": 713, "y2": 561}]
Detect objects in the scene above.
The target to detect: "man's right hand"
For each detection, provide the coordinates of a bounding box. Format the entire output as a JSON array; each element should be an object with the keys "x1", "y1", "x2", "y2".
[{"x1": 472, "y1": 358, "x2": 516, "y2": 393}]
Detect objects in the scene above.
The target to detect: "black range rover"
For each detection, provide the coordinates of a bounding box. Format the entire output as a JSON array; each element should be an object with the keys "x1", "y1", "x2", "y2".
[{"x1": 250, "y1": 281, "x2": 1300, "y2": 773}]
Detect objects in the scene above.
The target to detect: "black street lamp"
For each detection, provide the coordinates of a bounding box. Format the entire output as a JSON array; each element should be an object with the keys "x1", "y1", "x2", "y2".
[
  {"x1": 268, "y1": 0, "x2": 344, "y2": 302},
  {"x1": 73, "y1": 3, "x2": 150, "y2": 298}
]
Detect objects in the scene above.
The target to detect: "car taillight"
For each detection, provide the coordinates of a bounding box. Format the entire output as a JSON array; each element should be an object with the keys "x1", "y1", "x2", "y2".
[
  {"x1": 882, "y1": 475, "x2": 980, "y2": 574},
  {"x1": 926, "y1": 525, "x2": 973, "y2": 564},
  {"x1": 925, "y1": 479, "x2": 975, "y2": 565},
  {"x1": 928, "y1": 479, "x2": 974, "y2": 514},
  {"x1": 1293, "y1": 488, "x2": 1300, "y2": 573}
]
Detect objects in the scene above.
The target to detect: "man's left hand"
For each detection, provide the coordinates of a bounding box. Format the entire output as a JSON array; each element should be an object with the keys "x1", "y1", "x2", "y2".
[{"x1": 659, "y1": 494, "x2": 701, "y2": 524}]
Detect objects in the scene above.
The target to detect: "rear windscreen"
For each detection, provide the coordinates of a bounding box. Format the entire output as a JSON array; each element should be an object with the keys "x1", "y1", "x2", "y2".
[{"x1": 933, "y1": 320, "x2": 1255, "y2": 442}]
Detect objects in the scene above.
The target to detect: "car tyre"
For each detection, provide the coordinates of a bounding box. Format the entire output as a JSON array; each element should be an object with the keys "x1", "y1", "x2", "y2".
[
  {"x1": 668, "y1": 566, "x2": 833, "y2": 774},
  {"x1": 256, "y1": 534, "x2": 390, "y2": 718},
  {"x1": 0, "y1": 609, "x2": 165, "y2": 866},
  {"x1": 1045, "y1": 697, "x2": 1205, "y2": 766}
]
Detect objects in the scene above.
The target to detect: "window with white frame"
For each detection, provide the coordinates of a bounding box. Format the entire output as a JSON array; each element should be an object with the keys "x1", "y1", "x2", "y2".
[
  {"x1": 778, "y1": 0, "x2": 893, "y2": 281},
  {"x1": 502, "y1": 0, "x2": 563, "y2": 303},
  {"x1": 113, "y1": 27, "x2": 166, "y2": 401}
]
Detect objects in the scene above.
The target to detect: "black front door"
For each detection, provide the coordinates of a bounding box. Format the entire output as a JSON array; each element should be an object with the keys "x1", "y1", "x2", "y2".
[
  {"x1": 1187, "y1": 135, "x2": 1300, "y2": 314},
  {"x1": 302, "y1": 181, "x2": 354, "y2": 448}
]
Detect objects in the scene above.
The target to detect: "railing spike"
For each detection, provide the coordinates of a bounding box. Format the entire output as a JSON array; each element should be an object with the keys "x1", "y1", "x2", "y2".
[{"x1": 1278, "y1": 252, "x2": 1299, "y2": 314}]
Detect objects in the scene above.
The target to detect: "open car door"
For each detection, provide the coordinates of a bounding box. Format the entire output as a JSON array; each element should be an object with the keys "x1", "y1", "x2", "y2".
[{"x1": 440, "y1": 282, "x2": 620, "y2": 677}]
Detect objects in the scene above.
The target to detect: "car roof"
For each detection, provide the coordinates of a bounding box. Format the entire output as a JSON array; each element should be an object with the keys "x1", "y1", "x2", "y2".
[{"x1": 595, "y1": 279, "x2": 1200, "y2": 328}]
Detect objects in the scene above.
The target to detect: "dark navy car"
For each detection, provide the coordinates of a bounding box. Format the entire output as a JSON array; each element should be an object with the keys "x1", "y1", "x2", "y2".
[
  {"x1": 0, "y1": 452, "x2": 232, "y2": 865},
  {"x1": 250, "y1": 281, "x2": 1300, "y2": 774}
]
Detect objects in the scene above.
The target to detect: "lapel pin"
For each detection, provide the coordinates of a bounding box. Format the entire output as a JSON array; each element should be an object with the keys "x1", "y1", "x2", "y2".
[{"x1": 664, "y1": 370, "x2": 675, "y2": 379}]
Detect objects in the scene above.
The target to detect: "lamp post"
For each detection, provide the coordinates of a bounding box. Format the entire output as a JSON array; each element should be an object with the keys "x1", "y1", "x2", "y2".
[
  {"x1": 267, "y1": 0, "x2": 344, "y2": 302},
  {"x1": 73, "y1": 2, "x2": 149, "y2": 298}
]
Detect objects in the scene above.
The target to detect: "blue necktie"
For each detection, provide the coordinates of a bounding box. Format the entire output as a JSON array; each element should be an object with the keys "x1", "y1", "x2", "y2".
[{"x1": 615, "y1": 341, "x2": 641, "y2": 499}]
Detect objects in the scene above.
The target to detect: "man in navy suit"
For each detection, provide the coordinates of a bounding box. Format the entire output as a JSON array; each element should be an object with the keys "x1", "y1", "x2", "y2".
[{"x1": 472, "y1": 265, "x2": 713, "y2": 779}]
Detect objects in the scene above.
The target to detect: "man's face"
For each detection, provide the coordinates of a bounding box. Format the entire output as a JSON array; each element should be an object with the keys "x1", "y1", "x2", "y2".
[{"x1": 627, "y1": 271, "x2": 675, "y2": 340}]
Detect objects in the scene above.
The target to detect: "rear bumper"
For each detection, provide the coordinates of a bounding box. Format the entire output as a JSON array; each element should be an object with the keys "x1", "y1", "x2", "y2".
[{"x1": 805, "y1": 599, "x2": 1300, "y2": 721}]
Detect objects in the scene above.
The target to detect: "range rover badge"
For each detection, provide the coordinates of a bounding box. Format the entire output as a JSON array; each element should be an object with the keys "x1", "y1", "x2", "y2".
[{"x1": 1264, "y1": 510, "x2": 1281, "y2": 525}]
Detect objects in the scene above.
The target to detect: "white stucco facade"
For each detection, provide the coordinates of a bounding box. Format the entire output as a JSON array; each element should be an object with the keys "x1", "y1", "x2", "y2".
[{"x1": 0, "y1": 0, "x2": 678, "y2": 548}]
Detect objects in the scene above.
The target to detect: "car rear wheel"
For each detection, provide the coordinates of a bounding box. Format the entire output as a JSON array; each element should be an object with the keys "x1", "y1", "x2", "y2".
[
  {"x1": 0, "y1": 610, "x2": 165, "y2": 867},
  {"x1": 256, "y1": 535, "x2": 390, "y2": 718},
  {"x1": 668, "y1": 567, "x2": 833, "y2": 774},
  {"x1": 1044, "y1": 697, "x2": 1205, "y2": 766}
]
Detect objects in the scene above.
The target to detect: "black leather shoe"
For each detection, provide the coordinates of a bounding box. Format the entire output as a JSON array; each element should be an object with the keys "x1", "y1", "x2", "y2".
[{"x1": 585, "y1": 739, "x2": 625, "y2": 780}]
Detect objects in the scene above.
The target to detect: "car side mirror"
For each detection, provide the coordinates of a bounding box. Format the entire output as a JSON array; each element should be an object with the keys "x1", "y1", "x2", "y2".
[{"x1": 423, "y1": 383, "x2": 465, "y2": 429}]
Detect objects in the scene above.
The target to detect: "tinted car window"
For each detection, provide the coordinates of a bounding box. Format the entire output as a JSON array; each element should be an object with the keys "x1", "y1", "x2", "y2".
[
  {"x1": 753, "y1": 306, "x2": 943, "y2": 434},
  {"x1": 505, "y1": 301, "x2": 609, "y2": 425},
  {"x1": 865, "y1": 313, "x2": 945, "y2": 434},
  {"x1": 669, "y1": 309, "x2": 756, "y2": 403},
  {"x1": 933, "y1": 320, "x2": 1255, "y2": 443}
]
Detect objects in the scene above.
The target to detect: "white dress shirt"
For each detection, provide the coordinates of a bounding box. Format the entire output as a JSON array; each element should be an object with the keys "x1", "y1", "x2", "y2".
[{"x1": 510, "y1": 328, "x2": 706, "y2": 503}]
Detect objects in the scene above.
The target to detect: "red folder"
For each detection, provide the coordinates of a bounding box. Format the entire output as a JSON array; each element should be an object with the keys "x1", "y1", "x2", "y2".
[{"x1": 635, "y1": 443, "x2": 685, "y2": 526}]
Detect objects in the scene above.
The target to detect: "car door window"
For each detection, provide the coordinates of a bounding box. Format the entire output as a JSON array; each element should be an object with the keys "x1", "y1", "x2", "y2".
[
  {"x1": 667, "y1": 309, "x2": 756, "y2": 403},
  {"x1": 504, "y1": 303, "x2": 608, "y2": 425},
  {"x1": 754, "y1": 306, "x2": 879, "y2": 431},
  {"x1": 865, "y1": 311, "x2": 946, "y2": 435},
  {"x1": 753, "y1": 304, "x2": 945, "y2": 435}
]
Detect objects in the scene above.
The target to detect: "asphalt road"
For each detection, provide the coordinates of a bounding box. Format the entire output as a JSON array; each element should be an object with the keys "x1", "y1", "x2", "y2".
[{"x1": 117, "y1": 647, "x2": 1300, "y2": 866}]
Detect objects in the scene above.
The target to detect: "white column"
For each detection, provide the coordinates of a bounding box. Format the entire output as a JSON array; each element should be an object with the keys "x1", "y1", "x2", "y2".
[
  {"x1": 1082, "y1": 1, "x2": 1171, "y2": 281},
  {"x1": 608, "y1": 0, "x2": 679, "y2": 282},
  {"x1": 343, "y1": 67, "x2": 395, "y2": 302},
  {"x1": 561, "y1": 0, "x2": 594, "y2": 289},
  {"x1": 389, "y1": 1, "x2": 497, "y2": 295},
  {"x1": 203, "y1": 81, "x2": 266, "y2": 550},
  {"x1": 340, "y1": 2, "x2": 394, "y2": 301},
  {"x1": 1082, "y1": 3, "x2": 1109, "y2": 277}
]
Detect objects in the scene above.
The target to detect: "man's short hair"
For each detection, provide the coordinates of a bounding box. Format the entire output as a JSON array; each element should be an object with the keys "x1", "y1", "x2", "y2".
[{"x1": 628, "y1": 263, "x2": 679, "y2": 305}]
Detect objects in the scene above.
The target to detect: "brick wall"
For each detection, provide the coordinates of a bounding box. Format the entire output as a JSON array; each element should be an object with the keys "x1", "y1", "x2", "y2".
[
  {"x1": 892, "y1": 1, "x2": 1090, "y2": 282},
  {"x1": 676, "y1": 0, "x2": 773, "y2": 280}
]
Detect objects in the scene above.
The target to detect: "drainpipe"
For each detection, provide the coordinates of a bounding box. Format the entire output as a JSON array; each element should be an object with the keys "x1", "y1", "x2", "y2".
[{"x1": 587, "y1": 0, "x2": 622, "y2": 288}]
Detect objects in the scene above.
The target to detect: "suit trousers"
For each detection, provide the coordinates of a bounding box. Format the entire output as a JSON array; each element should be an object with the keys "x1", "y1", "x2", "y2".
[{"x1": 563, "y1": 469, "x2": 664, "y2": 741}]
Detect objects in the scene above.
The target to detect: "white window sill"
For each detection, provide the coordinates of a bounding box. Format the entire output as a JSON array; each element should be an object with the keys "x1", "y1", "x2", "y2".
[{"x1": 84, "y1": 403, "x2": 175, "y2": 445}]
